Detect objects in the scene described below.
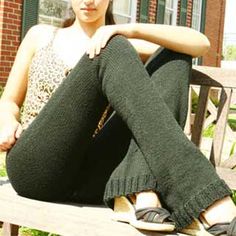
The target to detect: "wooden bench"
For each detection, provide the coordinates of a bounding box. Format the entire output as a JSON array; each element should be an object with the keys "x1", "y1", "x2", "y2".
[
  {"x1": 190, "y1": 65, "x2": 236, "y2": 189},
  {"x1": 0, "y1": 65, "x2": 236, "y2": 236}
]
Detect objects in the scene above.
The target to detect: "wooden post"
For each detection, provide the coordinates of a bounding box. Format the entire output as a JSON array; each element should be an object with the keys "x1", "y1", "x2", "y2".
[
  {"x1": 210, "y1": 88, "x2": 232, "y2": 166},
  {"x1": 191, "y1": 85, "x2": 210, "y2": 147},
  {"x1": 2, "y1": 222, "x2": 19, "y2": 236}
]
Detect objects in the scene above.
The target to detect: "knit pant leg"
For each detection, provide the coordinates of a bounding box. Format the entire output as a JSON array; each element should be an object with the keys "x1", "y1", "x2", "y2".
[
  {"x1": 96, "y1": 36, "x2": 230, "y2": 229},
  {"x1": 71, "y1": 112, "x2": 132, "y2": 204},
  {"x1": 6, "y1": 36, "x2": 231, "y2": 229},
  {"x1": 6, "y1": 48, "x2": 108, "y2": 201},
  {"x1": 103, "y1": 47, "x2": 193, "y2": 203},
  {"x1": 71, "y1": 48, "x2": 191, "y2": 204},
  {"x1": 145, "y1": 47, "x2": 191, "y2": 129}
]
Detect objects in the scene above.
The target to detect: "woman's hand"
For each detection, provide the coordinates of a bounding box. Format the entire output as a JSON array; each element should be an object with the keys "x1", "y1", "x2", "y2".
[
  {"x1": 86, "y1": 24, "x2": 133, "y2": 59},
  {"x1": 87, "y1": 23, "x2": 210, "y2": 58},
  {"x1": 0, "y1": 113, "x2": 22, "y2": 152}
]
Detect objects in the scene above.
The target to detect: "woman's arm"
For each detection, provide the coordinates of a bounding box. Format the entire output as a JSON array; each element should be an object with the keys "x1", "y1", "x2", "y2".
[
  {"x1": 0, "y1": 27, "x2": 38, "y2": 113},
  {"x1": 0, "y1": 24, "x2": 54, "y2": 116},
  {"x1": 124, "y1": 23, "x2": 210, "y2": 58},
  {"x1": 0, "y1": 25, "x2": 39, "y2": 151},
  {"x1": 87, "y1": 23, "x2": 210, "y2": 61}
]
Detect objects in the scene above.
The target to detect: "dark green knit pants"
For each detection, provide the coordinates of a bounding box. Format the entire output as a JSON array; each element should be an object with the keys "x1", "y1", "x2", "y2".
[{"x1": 6, "y1": 36, "x2": 231, "y2": 229}]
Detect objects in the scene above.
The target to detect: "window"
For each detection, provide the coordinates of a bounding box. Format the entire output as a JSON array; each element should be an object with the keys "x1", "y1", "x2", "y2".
[
  {"x1": 192, "y1": 0, "x2": 203, "y2": 64},
  {"x1": 164, "y1": 0, "x2": 178, "y2": 25},
  {"x1": 113, "y1": 0, "x2": 137, "y2": 24},
  {"x1": 38, "y1": 0, "x2": 71, "y2": 27},
  {"x1": 191, "y1": 0, "x2": 202, "y2": 31}
]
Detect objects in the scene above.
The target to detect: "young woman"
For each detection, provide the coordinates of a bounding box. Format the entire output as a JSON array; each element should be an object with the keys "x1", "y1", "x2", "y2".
[{"x1": 0, "y1": 0, "x2": 235, "y2": 234}]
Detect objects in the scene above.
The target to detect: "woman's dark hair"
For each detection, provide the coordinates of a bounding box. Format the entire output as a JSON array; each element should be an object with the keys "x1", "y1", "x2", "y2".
[{"x1": 63, "y1": 1, "x2": 115, "y2": 28}]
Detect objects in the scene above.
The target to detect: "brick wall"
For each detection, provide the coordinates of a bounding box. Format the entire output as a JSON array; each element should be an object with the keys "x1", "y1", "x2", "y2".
[
  {"x1": 186, "y1": 0, "x2": 193, "y2": 27},
  {"x1": 149, "y1": 0, "x2": 157, "y2": 23},
  {"x1": 0, "y1": 0, "x2": 23, "y2": 86},
  {"x1": 136, "y1": 0, "x2": 141, "y2": 22},
  {"x1": 137, "y1": 0, "x2": 193, "y2": 26},
  {"x1": 177, "y1": 0, "x2": 193, "y2": 27},
  {"x1": 203, "y1": 0, "x2": 226, "y2": 67}
]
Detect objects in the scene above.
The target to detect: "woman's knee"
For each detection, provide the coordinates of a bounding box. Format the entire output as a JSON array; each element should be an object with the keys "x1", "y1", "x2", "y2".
[
  {"x1": 145, "y1": 48, "x2": 192, "y2": 76},
  {"x1": 99, "y1": 35, "x2": 139, "y2": 64}
]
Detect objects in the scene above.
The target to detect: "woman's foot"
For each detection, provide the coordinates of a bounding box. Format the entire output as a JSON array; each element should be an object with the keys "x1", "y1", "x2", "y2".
[
  {"x1": 113, "y1": 191, "x2": 175, "y2": 232},
  {"x1": 135, "y1": 190, "x2": 162, "y2": 209},
  {"x1": 201, "y1": 196, "x2": 236, "y2": 226},
  {"x1": 181, "y1": 196, "x2": 236, "y2": 236}
]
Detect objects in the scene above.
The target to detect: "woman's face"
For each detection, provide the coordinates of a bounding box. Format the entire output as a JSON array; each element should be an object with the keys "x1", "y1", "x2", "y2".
[{"x1": 71, "y1": 0, "x2": 110, "y2": 24}]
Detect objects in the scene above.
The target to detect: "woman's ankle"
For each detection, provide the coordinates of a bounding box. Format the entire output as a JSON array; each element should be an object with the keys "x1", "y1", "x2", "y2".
[
  {"x1": 135, "y1": 190, "x2": 161, "y2": 209},
  {"x1": 201, "y1": 196, "x2": 236, "y2": 226}
]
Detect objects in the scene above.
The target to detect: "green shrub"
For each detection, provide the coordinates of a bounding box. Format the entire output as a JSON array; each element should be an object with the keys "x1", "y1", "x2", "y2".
[
  {"x1": 203, "y1": 124, "x2": 215, "y2": 138},
  {"x1": 0, "y1": 166, "x2": 7, "y2": 177},
  {"x1": 228, "y1": 114, "x2": 236, "y2": 131},
  {"x1": 232, "y1": 191, "x2": 236, "y2": 205},
  {"x1": 191, "y1": 90, "x2": 199, "y2": 113},
  {"x1": 20, "y1": 227, "x2": 58, "y2": 236},
  {"x1": 0, "y1": 86, "x2": 4, "y2": 97}
]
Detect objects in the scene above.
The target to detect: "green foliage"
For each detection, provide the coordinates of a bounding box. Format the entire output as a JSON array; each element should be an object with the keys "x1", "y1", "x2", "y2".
[
  {"x1": 232, "y1": 191, "x2": 236, "y2": 205},
  {"x1": 0, "y1": 153, "x2": 7, "y2": 177},
  {"x1": 230, "y1": 142, "x2": 236, "y2": 157},
  {"x1": 0, "y1": 166, "x2": 7, "y2": 177},
  {"x1": 20, "y1": 227, "x2": 58, "y2": 236},
  {"x1": 0, "y1": 85, "x2": 4, "y2": 97},
  {"x1": 191, "y1": 90, "x2": 199, "y2": 113},
  {"x1": 228, "y1": 114, "x2": 236, "y2": 131},
  {"x1": 203, "y1": 124, "x2": 215, "y2": 138},
  {"x1": 223, "y1": 45, "x2": 236, "y2": 61}
]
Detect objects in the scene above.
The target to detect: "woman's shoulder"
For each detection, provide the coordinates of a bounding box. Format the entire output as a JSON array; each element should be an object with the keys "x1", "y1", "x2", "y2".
[{"x1": 26, "y1": 24, "x2": 59, "y2": 51}]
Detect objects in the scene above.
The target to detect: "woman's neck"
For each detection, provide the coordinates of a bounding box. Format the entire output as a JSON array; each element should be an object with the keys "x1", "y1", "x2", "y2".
[{"x1": 72, "y1": 17, "x2": 105, "y2": 38}]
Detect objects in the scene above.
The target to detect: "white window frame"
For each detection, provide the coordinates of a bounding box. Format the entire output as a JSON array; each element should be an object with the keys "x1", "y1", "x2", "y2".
[
  {"x1": 113, "y1": 0, "x2": 137, "y2": 24},
  {"x1": 191, "y1": 0, "x2": 203, "y2": 31},
  {"x1": 191, "y1": 0, "x2": 203, "y2": 64},
  {"x1": 165, "y1": 0, "x2": 178, "y2": 25}
]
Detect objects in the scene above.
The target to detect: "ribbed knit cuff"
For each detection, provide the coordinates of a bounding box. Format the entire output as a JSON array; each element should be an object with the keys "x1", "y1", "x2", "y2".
[
  {"x1": 104, "y1": 174, "x2": 157, "y2": 208},
  {"x1": 172, "y1": 178, "x2": 231, "y2": 230}
]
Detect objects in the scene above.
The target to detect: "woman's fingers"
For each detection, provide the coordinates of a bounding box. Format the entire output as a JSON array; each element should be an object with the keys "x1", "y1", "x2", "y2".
[
  {"x1": 15, "y1": 124, "x2": 23, "y2": 139},
  {"x1": 86, "y1": 25, "x2": 118, "y2": 59},
  {"x1": 0, "y1": 134, "x2": 15, "y2": 151},
  {"x1": 0, "y1": 123, "x2": 21, "y2": 152}
]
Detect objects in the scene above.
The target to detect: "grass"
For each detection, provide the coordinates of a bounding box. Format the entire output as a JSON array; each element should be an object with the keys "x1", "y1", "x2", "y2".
[
  {"x1": 0, "y1": 86, "x2": 3, "y2": 97},
  {"x1": 232, "y1": 191, "x2": 236, "y2": 205},
  {"x1": 19, "y1": 227, "x2": 58, "y2": 236},
  {"x1": 0, "y1": 153, "x2": 6, "y2": 177}
]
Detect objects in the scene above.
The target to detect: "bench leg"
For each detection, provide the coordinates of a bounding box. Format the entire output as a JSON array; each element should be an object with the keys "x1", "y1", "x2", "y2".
[{"x1": 2, "y1": 222, "x2": 19, "y2": 236}]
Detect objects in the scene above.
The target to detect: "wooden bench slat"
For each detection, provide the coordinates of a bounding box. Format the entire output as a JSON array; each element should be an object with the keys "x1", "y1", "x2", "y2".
[
  {"x1": 192, "y1": 66, "x2": 236, "y2": 88},
  {"x1": 0, "y1": 178, "x2": 166, "y2": 236},
  {"x1": 216, "y1": 167, "x2": 236, "y2": 190},
  {"x1": 191, "y1": 86, "x2": 210, "y2": 147},
  {"x1": 221, "y1": 154, "x2": 236, "y2": 169},
  {"x1": 210, "y1": 88, "x2": 233, "y2": 166}
]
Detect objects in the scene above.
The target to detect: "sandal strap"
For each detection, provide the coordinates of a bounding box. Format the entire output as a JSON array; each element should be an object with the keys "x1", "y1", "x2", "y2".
[
  {"x1": 135, "y1": 207, "x2": 173, "y2": 224},
  {"x1": 208, "y1": 223, "x2": 229, "y2": 236},
  {"x1": 228, "y1": 217, "x2": 236, "y2": 236},
  {"x1": 207, "y1": 217, "x2": 236, "y2": 236}
]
